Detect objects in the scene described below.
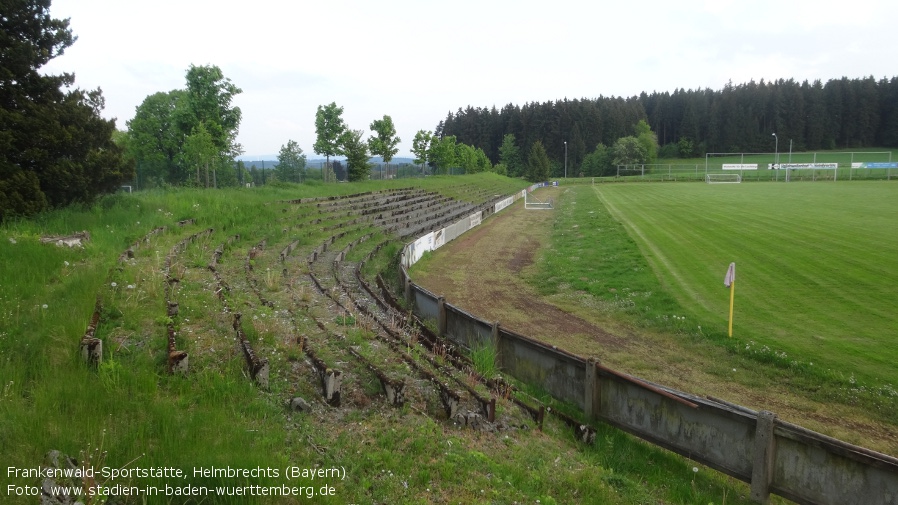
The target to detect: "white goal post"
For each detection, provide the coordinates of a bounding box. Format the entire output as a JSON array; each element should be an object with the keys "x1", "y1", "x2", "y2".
[
  {"x1": 705, "y1": 173, "x2": 742, "y2": 184},
  {"x1": 524, "y1": 191, "x2": 553, "y2": 209}
]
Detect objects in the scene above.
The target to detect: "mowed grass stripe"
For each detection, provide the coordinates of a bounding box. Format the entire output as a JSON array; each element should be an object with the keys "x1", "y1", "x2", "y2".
[{"x1": 593, "y1": 181, "x2": 898, "y2": 387}]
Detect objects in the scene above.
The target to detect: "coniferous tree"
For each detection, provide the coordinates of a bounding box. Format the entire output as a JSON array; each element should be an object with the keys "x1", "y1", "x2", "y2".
[
  {"x1": 275, "y1": 140, "x2": 307, "y2": 183},
  {"x1": 499, "y1": 134, "x2": 523, "y2": 177},
  {"x1": 341, "y1": 129, "x2": 370, "y2": 182},
  {"x1": 437, "y1": 75, "x2": 898, "y2": 166},
  {"x1": 1, "y1": 0, "x2": 131, "y2": 220},
  {"x1": 526, "y1": 141, "x2": 550, "y2": 182}
]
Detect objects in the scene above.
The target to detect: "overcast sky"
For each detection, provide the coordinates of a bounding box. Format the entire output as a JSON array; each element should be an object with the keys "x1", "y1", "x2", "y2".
[{"x1": 42, "y1": 0, "x2": 898, "y2": 159}]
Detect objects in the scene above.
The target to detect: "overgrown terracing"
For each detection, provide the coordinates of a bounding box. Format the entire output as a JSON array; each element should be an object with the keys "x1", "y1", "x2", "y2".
[{"x1": 2, "y1": 175, "x2": 765, "y2": 505}]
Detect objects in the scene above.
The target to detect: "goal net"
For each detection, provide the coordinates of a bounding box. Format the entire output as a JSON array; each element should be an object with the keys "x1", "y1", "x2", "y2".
[
  {"x1": 705, "y1": 173, "x2": 742, "y2": 184},
  {"x1": 524, "y1": 191, "x2": 553, "y2": 209}
]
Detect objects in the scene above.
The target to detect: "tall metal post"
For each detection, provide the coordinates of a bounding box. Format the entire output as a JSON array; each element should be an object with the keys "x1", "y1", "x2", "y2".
[{"x1": 564, "y1": 141, "x2": 568, "y2": 178}]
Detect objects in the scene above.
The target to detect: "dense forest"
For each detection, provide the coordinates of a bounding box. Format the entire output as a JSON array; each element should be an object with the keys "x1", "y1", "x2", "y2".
[{"x1": 437, "y1": 76, "x2": 898, "y2": 171}]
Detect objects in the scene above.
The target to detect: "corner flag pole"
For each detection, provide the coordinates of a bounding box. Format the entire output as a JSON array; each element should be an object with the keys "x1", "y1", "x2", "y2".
[{"x1": 724, "y1": 262, "x2": 736, "y2": 337}]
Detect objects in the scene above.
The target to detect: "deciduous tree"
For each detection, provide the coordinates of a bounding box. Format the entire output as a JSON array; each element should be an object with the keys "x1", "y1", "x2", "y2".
[
  {"x1": 314, "y1": 102, "x2": 347, "y2": 171},
  {"x1": 182, "y1": 122, "x2": 217, "y2": 187},
  {"x1": 634, "y1": 119, "x2": 659, "y2": 164},
  {"x1": 126, "y1": 65, "x2": 242, "y2": 187},
  {"x1": 368, "y1": 115, "x2": 400, "y2": 163},
  {"x1": 611, "y1": 136, "x2": 648, "y2": 167},
  {"x1": 126, "y1": 90, "x2": 187, "y2": 185},
  {"x1": 429, "y1": 136, "x2": 457, "y2": 174},
  {"x1": 182, "y1": 65, "x2": 243, "y2": 159},
  {"x1": 411, "y1": 130, "x2": 436, "y2": 172},
  {"x1": 581, "y1": 143, "x2": 612, "y2": 176}
]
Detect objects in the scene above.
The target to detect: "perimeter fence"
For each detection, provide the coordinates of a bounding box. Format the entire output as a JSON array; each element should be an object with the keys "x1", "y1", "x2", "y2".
[
  {"x1": 399, "y1": 184, "x2": 898, "y2": 505},
  {"x1": 602, "y1": 151, "x2": 896, "y2": 182}
]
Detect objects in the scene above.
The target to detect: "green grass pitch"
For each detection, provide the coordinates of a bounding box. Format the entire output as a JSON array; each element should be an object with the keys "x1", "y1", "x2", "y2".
[{"x1": 593, "y1": 180, "x2": 898, "y2": 390}]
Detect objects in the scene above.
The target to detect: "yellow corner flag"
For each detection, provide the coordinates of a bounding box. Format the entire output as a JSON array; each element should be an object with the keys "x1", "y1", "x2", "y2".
[{"x1": 724, "y1": 262, "x2": 736, "y2": 337}]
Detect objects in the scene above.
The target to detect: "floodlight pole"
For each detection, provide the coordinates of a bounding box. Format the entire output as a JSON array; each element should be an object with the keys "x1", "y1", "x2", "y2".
[
  {"x1": 772, "y1": 133, "x2": 778, "y2": 166},
  {"x1": 564, "y1": 141, "x2": 568, "y2": 178},
  {"x1": 772, "y1": 133, "x2": 779, "y2": 181}
]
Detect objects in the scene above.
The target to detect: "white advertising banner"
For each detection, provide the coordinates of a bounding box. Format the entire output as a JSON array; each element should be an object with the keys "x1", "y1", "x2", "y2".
[
  {"x1": 469, "y1": 212, "x2": 482, "y2": 228},
  {"x1": 433, "y1": 228, "x2": 446, "y2": 249},
  {"x1": 722, "y1": 164, "x2": 758, "y2": 170},
  {"x1": 494, "y1": 196, "x2": 514, "y2": 213},
  {"x1": 769, "y1": 163, "x2": 839, "y2": 170},
  {"x1": 408, "y1": 231, "x2": 435, "y2": 265}
]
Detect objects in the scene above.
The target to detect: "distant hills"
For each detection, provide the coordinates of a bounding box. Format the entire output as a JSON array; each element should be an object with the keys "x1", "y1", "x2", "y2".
[{"x1": 237, "y1": 156, "x2": 417, "y2": 167}]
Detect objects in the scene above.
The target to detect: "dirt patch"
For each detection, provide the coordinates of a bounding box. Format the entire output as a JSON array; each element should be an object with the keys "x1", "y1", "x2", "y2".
[
  {"x1": 415, "y1": 189, "x2": 623, "y2": 352},
  {"x1": 411, "y1": 186, "x2": 898, "y2": 456},
  {"x1": 506, "y1": 242, "x2": 535, "y2": 274}
]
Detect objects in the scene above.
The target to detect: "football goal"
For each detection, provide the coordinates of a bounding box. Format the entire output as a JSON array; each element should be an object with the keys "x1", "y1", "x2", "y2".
[
  {"x1": 524, "y1": 191, "x2": 553, "y2": 209},
  {"x1": 705, "y1": 173, "x2": 742, "y2": 184}
]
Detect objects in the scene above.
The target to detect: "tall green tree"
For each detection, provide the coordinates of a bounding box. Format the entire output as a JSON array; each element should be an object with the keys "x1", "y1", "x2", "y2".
[
  {"x1": 474, "y1": 147, "x2": 492, "y2": 173},
  {"x1": 411, "y1": 130, "x2": 436, "y2": 172},
  {"x1": 179, "y1": 65, "x2": 243, "y2": 158},
  {"x1": 456, "y1": 144, "x2": 477, "y2": 173},
  {"x1": 498, "y1": 134, "x2": 523, "y2": 177},
  {"x1": 429, "y1": 135, "x2": 458, "y2": 174},
  {"x1": 0, "y1": 0, "x2": 131, "y2": 221},
  {"x1": 126, "y1": 66, "x2": 242, "y2": 187},
  {"x1": 182, "y1": 122, "x2": 217, "y2": 187},
  {"x1": 314, "y1": 102, "x2": 347, "y2": 170},
  {"x1": 611, "y1": 136, "x2": 648, "y2": 166},
  {"x1": 181, "y1": 65, "x2": 243, "y2": 161},
  {"x1": 526, "y1": 141, "x2": 550, "y2": 182},
  {"x1": 275, "y1": 140, "x2": 306, "y2": 183},
  {"x1": 341, "y1": 129, "x2": 370, "y2": 182},
  {"x1": 580, "y1": 143, "x2": 612, "y2": 176},
  {"x1": 368, "y1": 115, "x2": 400, "y2": 163},
  {"x1": 126, "y1": 90, "x2": 187, "y2": 185},
  {"x1": 634, "y1": 119, "x2": 659, "y2": 164}
]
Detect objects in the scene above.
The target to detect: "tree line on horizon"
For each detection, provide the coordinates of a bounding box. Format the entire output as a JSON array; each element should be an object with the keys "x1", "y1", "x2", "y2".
[
  {"x1": 437, "y1": 76, "x2": 898, "y2": 177},
  {"x1": 7, "y1": 0, "x2": 897, "y2": 222}
]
